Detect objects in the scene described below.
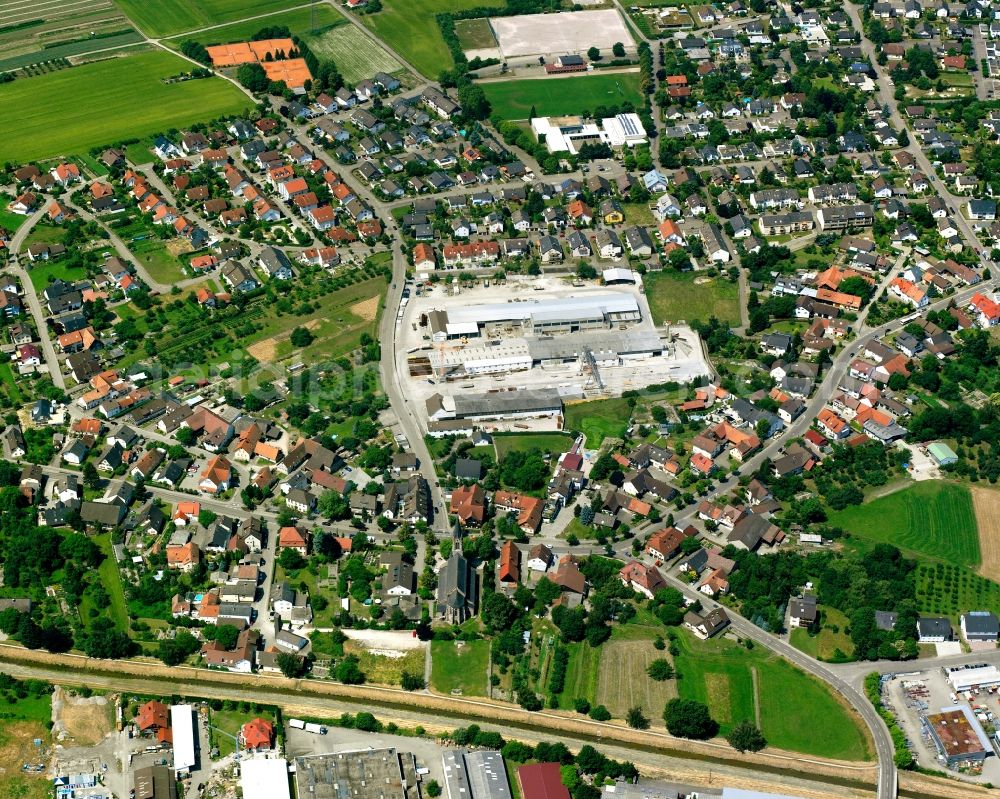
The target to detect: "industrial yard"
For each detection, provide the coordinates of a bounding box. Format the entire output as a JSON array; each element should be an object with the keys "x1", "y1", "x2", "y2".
[{"x1": 394, "y1": 276, "x2": 710, "y2": 433}]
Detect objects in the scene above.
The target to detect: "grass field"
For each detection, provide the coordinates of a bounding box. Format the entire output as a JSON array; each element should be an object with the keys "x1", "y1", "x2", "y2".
[
  {"x1": 557, "y1": 641, "x2": 601, "y2": 709},
  {"x1": 454, "y1": 17, "x2": 498, "y2": 50},
  {"x1": 595, "y1": 637, "x2": 677, "y2": 720},
  {"x1": 0, "y1": 51, "x2": 251, "y2": 162},
  {"x1": 0, "y1": 363, "x2": 26, "y2": 405},
  {"x1": 564, "y1": 397, "x2": 631, "y2": 446},
  {"x1": 303, "y1": 24, "x2": 405, "y2": 84},
  {"x1": 644, "y1": 270, "x2": 741, "y2": 326},
  {"x1": 240, "y1": 276, "x2": 387, "y2": 364},
  {"x1": 173, "y1": 5, "x2": 341, "y2": 46},
  {"x1": 95, "y1": 534, "x2": 130, "y2": 633},
  {"x1": 116, "y1": 0, "x2": 304, "y2": 38},
  {"x1": 210, "y1": 708, "x2": 260, "y2": 757},
  {"x1": 789, "y1": 605, "x2": 854, "y2": 662},
  {"x1": 27, "y1": 258, "x2": 88, "y2": 288},
  {"x1": 0, "y1": 685, "x2": 52, "y2": 799},
  {"x1": 828, "y1": 482, "x2": 980, "y2": 568},
  {"x1": 674, "y1": 630, "x2": 870, "y2": 759},
  {"x1": 361, "y1": 0, "x2": 496, "y2": 78},
  {"x1": 483, "y1": 72, "x2": 644, "y2": 120},
  {"x1": 130, "y1": 238, "x2": 189, "y2": 285},
  {"x1": 430, "y1": 639, "x2": 490, "y2": 696},
  {"x1": 493, "y1": 432, "x2": 574, "y2": 459}
]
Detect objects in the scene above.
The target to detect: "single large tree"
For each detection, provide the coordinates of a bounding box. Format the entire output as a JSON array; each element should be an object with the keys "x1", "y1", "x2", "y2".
[
  {"x1": 726, "y1": 720, "x2": 767, "y2": 753},
  {"x1": 663, "y1": 698, "x2": 718, "y2": 739}
]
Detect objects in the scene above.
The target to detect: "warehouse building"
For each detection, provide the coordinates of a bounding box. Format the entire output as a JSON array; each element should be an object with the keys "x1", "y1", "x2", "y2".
[
  {"x1": 170, "y1": 705, "x2": 196, "y2": 776},
  {"x1": 921, "y1": 705, "x2": 993, "y2": 768},
  {"x1": 426, "y1": 329, "x2": 666, "y2": 378},
  {"x1": 947, "y1": 664, "x2": 1000, "y2": 692},
  {"x1": 240, "y1": 758, "x2": 291, "y2": 799},
  {"x1": 465, "y1": 751, "x2": 513, "y2": 799},
  {"x1": 293, "y1": 750, "x2": 419, "y2": 799},
  {"x1": 425, "y1": 294, "x2": 642, "y2": 341},
  {"x1": 426, "y1": 388, "x2": 563, "y2": 422}
]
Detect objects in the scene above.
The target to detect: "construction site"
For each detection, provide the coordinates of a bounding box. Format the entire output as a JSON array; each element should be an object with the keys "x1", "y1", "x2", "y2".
[{"x1": 397, "y1": 276, "x2": 710, "y2": 432}]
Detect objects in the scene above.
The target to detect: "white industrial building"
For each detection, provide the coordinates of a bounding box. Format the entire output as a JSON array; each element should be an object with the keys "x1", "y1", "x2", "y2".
[
  {"x1": 946, "y1": 664, "x2": 1000, "y2": 693},
  {"x1": 531, "y1": 114, "x2": 647, "y2": 154},
  {"x1": 426, "y1": 388, "x2": 564, "y2": 422},
  {"x1": 241, "y1": 758, "x2": 291, "y2": 799},
  {"x1": 170, "y1": 704, "x2": 196, "y2": 775},
  {"x1": 425, "y1": 293, "x2": 642, "y2": 341}
]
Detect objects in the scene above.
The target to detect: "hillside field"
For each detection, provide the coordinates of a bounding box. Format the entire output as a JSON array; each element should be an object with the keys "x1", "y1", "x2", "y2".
[
  {"x1": 0, "y1": 51, "x2": 250, "y2": 162},
  {"x1": 483, "y1": 73, "x2": 644, "y2": 120}
]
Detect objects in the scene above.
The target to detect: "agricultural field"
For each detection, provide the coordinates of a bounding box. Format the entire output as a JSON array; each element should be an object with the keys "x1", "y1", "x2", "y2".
[
  {"x1": 828, "y1": 481, "x2": 980, "y2": 568},
  {"x1": 115, "y1": 0, "x2": 304, "y2": 38},
  {"x1": 0, "y1": 30, "x2": 145, "y2": 73},
  {"x1": 789, "y1": 606, "x2": 855, "y2": 662},
  {"x1": 493, "y1": 432, "x2": 574, "y2": 460},
  {"x1": 171, "y1": 4, "x2": 340, "y2": 47},
  {"x1": 0, "y1": 50, "x2": 251, "y2": 162},
  {"x1": 972, "y1": 487, "x2": 1000, "y2": 579},
  {"x1": 361, "y1": 0, "x2": 489, "y2": 78},
  {"x1": 564, "y1": 396, "x2": 631, "y2": 446},
  {"x1": 0, "y1": 0, "x2": 129, "y2": 65},
  {"x1": 430, "y1": 639, "x2": 490, "y2": 696},
  {"x1": 482, "y1": 72, "x2": 644, "y2": 120},
  {"x1": 673, "y1": 630, "x2": 870, "y2": 760},
  {"x1": 644, "y1": 270, "x2": 741, "y2": 326},
  {"x1": 303, "y1": 23, "x2": 405, "y2": 84}
]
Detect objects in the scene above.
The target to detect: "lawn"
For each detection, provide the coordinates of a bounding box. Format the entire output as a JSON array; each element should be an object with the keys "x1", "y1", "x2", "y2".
[
  {"x1": 557, "y1": 640, "x2": 601, "y2": 709},
  {"x1": 430, "y1": 638, "x2": 490, "y2": 696},
  {"x1": 673, "y1": 630, "x2": 870, "y2": 760},
  {"x1": 95, "y1": 534, "x2": 131, "y2": 633},
  {"x1": 827, "y1": 482, "x2": 980, "y2": 568},
  {"x1": 173, "y1": 4, "x2": 341, "y2": 46},
  {"x1": 644, "y1": 270, "x2": 741, "y2": 326},
  {"x1": 0, "y1": 363, "x2": 26, "y2": 405},
  {"x1": 454, "y1": 17, "x2": 498, "y2": 50},
  {"x1": 25, "y1": 258, "x2": 88, "y2": 290},
  {"x1": 563, "y1": 396, "x2": 631, "y2": 446},
  {"x1": 210, "y1": 708, "x2": 260, "y2": 757},
  {"x1": 361, "y1": 0, "x2": 502, "y2": 78},
  {"x1": 483, "y1": 72, "x2": 644, "y2": 120},
  {"x1": 116, "y1": 0, "x2": 305, "y2": 38},
  {"x1": 493, "y1": 432, "x2": 574, "y2": 459},
  {"x1": 789, "y1": 605, "x2": 854, "y2": 662},
  {"x1": 0, "y1": 197, "x2": 29, "y2": 233},
  {"x1": 0, "y1": 50, "x2": 251, "y2": 162},
  {"x1": 303, "y1": 23, "x2": 405, "y2": 84}
]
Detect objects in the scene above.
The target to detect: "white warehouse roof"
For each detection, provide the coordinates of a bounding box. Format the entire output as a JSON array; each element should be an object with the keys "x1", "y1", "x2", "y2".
[
  {"x1": 444, "y1": 293, "x2": 640, "y2": 331},
  {"x1": 170, "y1": 705, "x2": 196, "y2": 774},
  {"x1": 947, "y1": 665, "x2": 1000, "y2": 692},
  {"x1": 241, "y1": 758, "x2": 291, "y2": 799}
]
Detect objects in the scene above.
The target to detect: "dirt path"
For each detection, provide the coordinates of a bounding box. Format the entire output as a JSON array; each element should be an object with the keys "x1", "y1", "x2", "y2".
[{"x1": 972, "y1": 486, "x2": 1000, "y2": 579}]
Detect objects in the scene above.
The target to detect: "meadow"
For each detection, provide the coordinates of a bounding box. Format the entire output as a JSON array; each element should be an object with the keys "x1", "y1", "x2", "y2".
[
  {"x1": 172, "y1": 5, "x2": 341, "y2": 46},
  {"x1": 828, "y1": 482, "x2": 980, "y2": 568},
  {"x1": 0, "y1": 51, "x2": 251, "y2": 162},
  {"x1": 430, "y1": 639, "x2": 490, "y2": 695},
  {"x1": 483, "y1": 72, "x2": 644, "y2": 120},
  {"x1": 361, "y1": 0, "x2": 490, "y2": 78},
  {"x1": 116, "y1": 0, "x2": 303, "y2": 38},
  {"x1": 563, "y1": 397, "x2": 631, "y2": 446},
  {"x1": 673, "y1": 630, "x2": 870, "y2": 760},
  {"x1": 643, "y1": 270, "x2": 741, "y2": 326},
  {"x1": 303, "y1": 24, "x2": 406, "y2": 84},
  {"x1": 556, "y1": 640, "x2": 601, "y2": 710}
]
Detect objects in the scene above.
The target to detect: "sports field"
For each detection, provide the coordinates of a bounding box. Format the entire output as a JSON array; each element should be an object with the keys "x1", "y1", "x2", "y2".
[
  {"x1": 483, "y1": 72, "x2": 644, "y2": 120},
  {"x1": 173, "y1": 5, "x2": 340, "y2": 46},
  {"x1": 361, "y1": 0, "x2": 490, "y2": 78},
  {"x1": 115, "y1": 0, "x2": 303, "y2": 38},
  {"x1": 644, "y1": 270, "x2": 741, "y2": 326},
  {"x1": 303, "y1": 24, "x2": 405, "y2": 84},
  {"x1": 828, "y1": 481, "x2": 980, "y2": 568},
  {"x1": 564, "y1": 397, "x2": 631, "y2": 446},
  {"x1": 0, "y1": 51, "x2": 251, "y2": 162},
  {"x1": 674, "y1": 630, "x2": 870, "y2": 760}
]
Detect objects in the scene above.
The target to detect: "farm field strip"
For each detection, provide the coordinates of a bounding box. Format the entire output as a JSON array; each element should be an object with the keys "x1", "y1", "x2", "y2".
[
  {"x1": 0, "y1": 50, "x2": 251, "y2": 162},
  {"x1": 161, "y1": 3, "x2": 340, "y2": 44},
  {"x1": 973, "y1": 487, "x2": 1000, "y2": 579},
  {"x1": 114, "y1": 0, "x2": 308, "y2": 38}
]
